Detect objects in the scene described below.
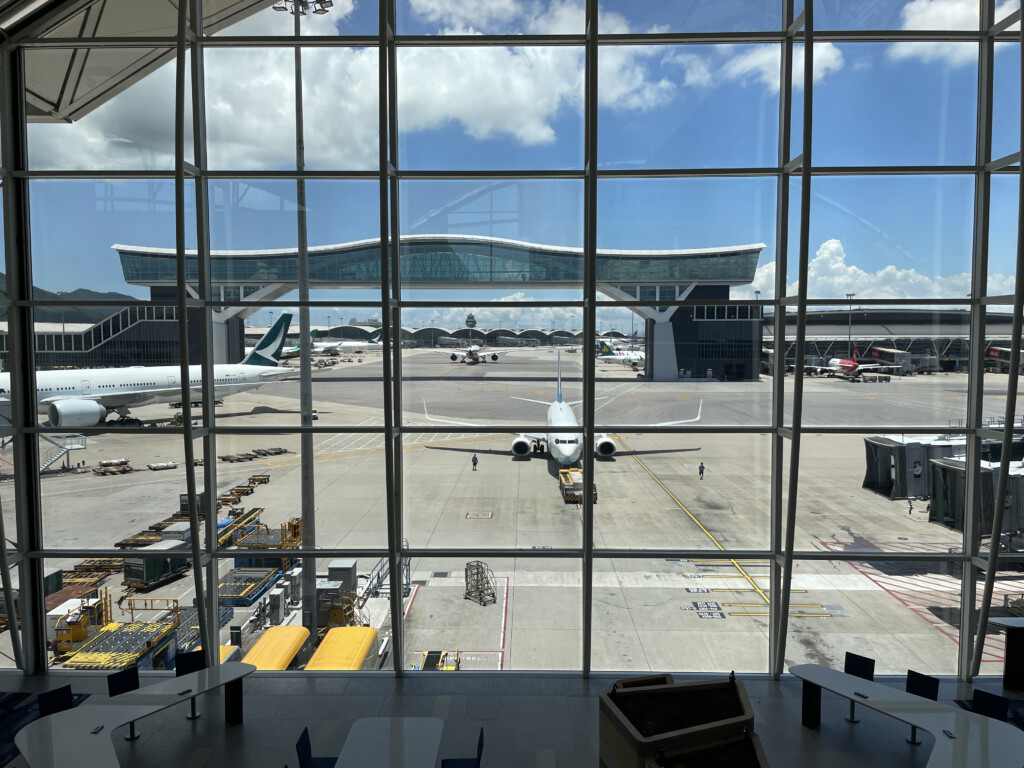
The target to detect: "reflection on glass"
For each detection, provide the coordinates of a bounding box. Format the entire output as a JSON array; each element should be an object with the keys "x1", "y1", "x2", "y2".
[
  {"x1": 989, "y1": 174, "x2": 1019, "y2": 299},
  {"x1": 404, "y1": 557, "x2": 581, "y2": 670},
  {"x1": 599, "y1": 44, "x2": 778, "y2": 170},
  {"x1": 204, "y1": 49, "x2": 297, "y2": 171},
  {"x1": 814, "y1": 43, "x2": 977, "y2": 166},
  {"x1": 815, "y1": 0, "x2": 979, "y2": 30},
  {"x1": 801, "y1": 176, "x2": 974, "y2": 300},
  {"x1": 993, "y1": 42, "x2": 1021, "y2": 161},
  {"x1": 595, "y1": 434, "x2": 769, "y2": 550},
  {"x1": 402, "y1": 430, "x2": 582, "y2": 549},
  {"x1": 592, "y1": 558, "x2": 769, "y2": 672},
  {"x1": 398, "y1": 47, "x2": 583, "y2": 171},
  {"x1": 26, "y1": 51, "x2": 181, "y2": 171},
  {"x1": 786, "y1": 559, "x2": 961, "y2": 675},
  {"x1": 31, "y1": 180, "x2": 190, "y2": 299}
]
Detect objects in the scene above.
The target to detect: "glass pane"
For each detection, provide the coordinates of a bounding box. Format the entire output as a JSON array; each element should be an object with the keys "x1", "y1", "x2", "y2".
[
  {"x1": 786, "y1": 559, "x2": 961, "y2": 676},
  {"x1": 592, "y1": 557, "x2": 768, "y2": 672},
  {"x1": 397, "y1": 47, "x2": 583, "y2": 171},
  {"x1": 798, "y1": 175, "x2": 974, "y2": 300},
  {"x1": 815, "y1": 0, "x2": 980, "y2": 31},
  {"x1": 603, "y1": 1, "x2": 781, "y2": 33},
  {"x1": 208, "y1": 178, "x2": 299, "y2": 259},
  {"x1": 989, "y1": 174, "x2": 1019, "y2": 300},
  {"x1": 598, "y1": 44, "x2": 779, "y2": 170},
  {"x1": 207, "y1": 1, "x2": 298, "y2": 36},
  {"x1": 205, "y1": 49, "x2": 296, "y2": 171},
  {"x1": 993, "y1": 41, "x2": 1021, "y2": 162},
  {"x1": 795, "y1": 433, "x2": 968, "y2": 553},
  {"x1": 596, "y1": 179, "x2": 774, "y2": 298},
  {"x1": 814, "y1": 43, "x2": 977, "y2": 166},
  {"x1": 404, "y1": 556, "x2": 582, "y2": 671},
  {"x1": 302, "y1": 49, "x2": 378, "y2": 171},
  {"x1": 402, "y1": 427, "x2": 582, "y2": 550},
  {"x1": 594, "y1": 434, "x2": 769, "y2": 550},
  {"x1": 208, "y1": 0, "x2": 377, "y2": 36},
  {"x1": 26, "y1": 50, "x2": 183, "y2": 171},
  {"x1": 396, "y1": 0, "x2": 583, "y2": 35},
  {"x1": 399, "y1": 180, "x2": 584, "y2": 300},
  {"x1": 312, "y1": 444, "x2": 387, "y2": 548},
  {"x1": 31, "y1": 179, "x2": 191, "y2": 300}
]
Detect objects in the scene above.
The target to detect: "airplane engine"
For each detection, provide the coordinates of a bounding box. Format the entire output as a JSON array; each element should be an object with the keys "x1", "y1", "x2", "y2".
[
  {"x1": 48, "y1": 399, "x2": 107, "y2": 428},
  {"x1": 450, "y1": 353, "x2": 458, "y2": 361},
  {"x1": 595, "y1": 436, "x2": 617, "y2": 457},
  {"x1": 490, "y1": 354, "x2": 498, "y2": 361},
  {"x1": 511, "y1": 436, "x2": 532, "y2": 456}
]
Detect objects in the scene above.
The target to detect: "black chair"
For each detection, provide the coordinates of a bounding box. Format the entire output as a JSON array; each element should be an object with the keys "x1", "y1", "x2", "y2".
[
  {"x1": 441, "y1": 727, "x2": 484, "y2": 768},
  {"x1": 905, "y1": 669, "x2": 940, "y2": 744},
  {"x1": 972, "y1": 689, "x2": 1009, "y2": 722},
  {"x1": 844, "y1": 652, "x2": 875, "y2": 723},
  {"x1": 295, "y1": 726, "x2": 336, "y2": 768},
  {"x1": 107, "y1": 666, "x2": 142, "y2": 741},
  {"x1": 36, "y1": 685, "x2": 74, "y2": 717},
  {"x1": 175, "y1": 650, "x2": 207, "y2": 720}
]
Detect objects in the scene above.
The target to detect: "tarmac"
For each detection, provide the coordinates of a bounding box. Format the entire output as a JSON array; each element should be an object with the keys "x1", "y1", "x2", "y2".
[{"x1": 1, "y1": 348, "x2": 1023, "y2": 676}]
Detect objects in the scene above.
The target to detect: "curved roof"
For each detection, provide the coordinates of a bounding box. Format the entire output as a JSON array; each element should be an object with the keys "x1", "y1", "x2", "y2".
[{"x1": 115, "y1": 234, "x2": 765, "y2": 289}]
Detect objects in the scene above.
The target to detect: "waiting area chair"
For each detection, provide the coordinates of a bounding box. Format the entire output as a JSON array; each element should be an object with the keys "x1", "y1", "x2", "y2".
[
  {"x1": 175, "y1": 649, "x2": 207, "y2": 720},
  {"x1": 843, "y1": 652, "x2": 875, "y2": 723},
  {"x1": 441, "y1": 726, "x2": 484, "y2": 768},
  {"x1": 296, "y1": 726, "x2": 336, "y2": 768},
  {"x1": 972, "y1": 689, "x2": 1010, "y2": 722},
  {"x1": 106, "y1": 666, "x2": 143, "y2": 741},
  {"x1": 905, "y1": 669, "x2": 940, "y2": 745},
  {"x1": 36, "y1": 685, "x2": 73, "y2": 717}
]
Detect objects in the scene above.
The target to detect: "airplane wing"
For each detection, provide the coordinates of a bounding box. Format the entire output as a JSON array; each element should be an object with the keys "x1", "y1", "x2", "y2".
[
  {"x1": 39, "y1": 387, "x2": 181, "y2": 409},
  {"x1": 643, "y1": 399, "x2": 702, "y2": 426},
  {"x1": 422, "y1": 400, "x2": 544, "y2": 439}
]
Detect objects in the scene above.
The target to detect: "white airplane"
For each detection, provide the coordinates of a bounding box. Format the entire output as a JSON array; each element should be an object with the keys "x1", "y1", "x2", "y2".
[
  {"x1": 597, "y1": 341, "x2": 645, "y2": 368},
  {"x1": 423, "y1": 352, "x2": 702, "y2": 466},
  {"x1": 0, "y1": 313, "x2": 296, "y2": 428},
  {"x1": 444, "y1": 343, "x2": 504, "y2": 364},
  {"x1": 803, "y1": 343, "x2": 900, "y2": 379},
  {"x1": 310, "y1": 328, "x2": 383, "y2": 356}
]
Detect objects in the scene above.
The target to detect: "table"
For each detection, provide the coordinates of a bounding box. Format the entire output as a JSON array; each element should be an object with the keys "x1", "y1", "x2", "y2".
[
  {"x1": 15, "y1": 661, "x2": 255, "y2": 768},
  {"x1": 791, "y1": 663, "x2": 1024, "y2": 768},
  {"x1": 338, "y1": 717, "x2": 444, "y2": 768},
  {"x1": 989, "y1": 617, "x2": 1024, "y2": 690}
]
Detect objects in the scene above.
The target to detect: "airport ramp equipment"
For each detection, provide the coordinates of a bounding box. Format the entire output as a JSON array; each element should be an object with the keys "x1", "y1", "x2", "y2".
[
  {"x1": 115, "y1": 530, "x2": 163, "y2": 549},
  {"x1": 358, "y1": 542, "x2": 412, "y2": 607},
  {"x1": 218, "y1": 567, "x2": 281, "y2": 607},
  {"x1": 176, "y1": 604, "x2": 234, "y2": 652},
  {"x1": 464, "y1": 561, "x2": 497, "y2": 606},
  {"x1": 61, "y1": 619, "x2": 179, "y2": 670},
  {"x1": 39, "y1": 434, "x2": 86, "y2": 472}
]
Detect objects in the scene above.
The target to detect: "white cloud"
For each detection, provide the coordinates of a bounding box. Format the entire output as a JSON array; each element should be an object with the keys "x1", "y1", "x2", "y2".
[
  {"x1": 888, "y1": 0, "x2": 1019, "y2": 66},
  {"x1": 731, "y1": 239, "x2": 1016, "y2": 303},
  {"x1": 409, "y1": 0, "x2": 523, "y2": 29},
  {"x1": 712, "y1": 43, "x2": 844, "y2": 93}
]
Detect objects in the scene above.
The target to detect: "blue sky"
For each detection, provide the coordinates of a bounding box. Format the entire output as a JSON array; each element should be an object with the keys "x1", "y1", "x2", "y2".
[{"x1": 18, "y1": 0, "x2": 1023, "y2": 330}]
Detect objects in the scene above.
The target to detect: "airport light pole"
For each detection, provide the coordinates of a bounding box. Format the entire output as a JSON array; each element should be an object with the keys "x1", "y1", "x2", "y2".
[
  {"x1": 327, "y1": 314, "x2": 331, "y2": 339},
  {"x1": 845, "y1": 292, "x2": 855, "y2": 358}
]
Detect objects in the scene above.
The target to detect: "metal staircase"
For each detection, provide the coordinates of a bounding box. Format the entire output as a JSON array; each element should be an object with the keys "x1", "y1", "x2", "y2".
[
  {"x1": 357, "y1": 539, "x2": 411, "y2": 606},
  {"x1": 40, "y1": 434, "x2": 87, "y2": 472}
]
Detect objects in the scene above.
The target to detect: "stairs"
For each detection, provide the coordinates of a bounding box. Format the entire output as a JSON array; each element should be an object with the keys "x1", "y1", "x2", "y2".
[{"x1": 39, "y1": 434, "x2": 87, "y2": 472}]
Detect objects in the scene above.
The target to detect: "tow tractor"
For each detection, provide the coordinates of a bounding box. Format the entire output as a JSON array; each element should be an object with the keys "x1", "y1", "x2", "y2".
[{"x1": 558, "y1": 468, "x2": 597, "y2": 503}]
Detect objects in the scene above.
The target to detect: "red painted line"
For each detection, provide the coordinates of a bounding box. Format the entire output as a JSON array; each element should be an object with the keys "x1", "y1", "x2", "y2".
[{"x1": 402, "y1": 583, "x2": 420, "y2": 620}]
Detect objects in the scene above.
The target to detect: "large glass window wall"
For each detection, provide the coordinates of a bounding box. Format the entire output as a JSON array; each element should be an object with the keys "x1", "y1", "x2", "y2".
[{"x1": 0, "y1": 0, "x2": 1019, "y2": 680}]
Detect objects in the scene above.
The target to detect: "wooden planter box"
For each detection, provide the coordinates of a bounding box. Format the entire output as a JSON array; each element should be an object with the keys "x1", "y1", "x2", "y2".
[{"x1": 599, "y1": 674, "x2": 756, "y2": 768}]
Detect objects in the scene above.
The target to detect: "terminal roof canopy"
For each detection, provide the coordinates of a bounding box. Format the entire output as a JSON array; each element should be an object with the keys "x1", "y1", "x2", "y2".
[
  {"x1": 114, "y1": 235, "x2": 765, "y2": 289},
  {"x1": 8, "y1": 0, "x2": 274, "y2": 123}
]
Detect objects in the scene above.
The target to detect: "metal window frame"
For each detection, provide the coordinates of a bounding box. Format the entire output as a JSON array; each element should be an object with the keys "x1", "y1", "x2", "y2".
[{"x1": 0, "y1": 0, "x2": 1018, "y2": 680}]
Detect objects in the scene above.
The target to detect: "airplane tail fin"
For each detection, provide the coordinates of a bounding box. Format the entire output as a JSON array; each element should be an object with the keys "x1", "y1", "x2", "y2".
[
  {"x1": 311, "y1": 329, "x2": 318, "y2": 341},
  {"x1": 556, "y1": 350, "x2": 563, "y2": 403},
  {"x1": 369, "y1": 329, "x2": 383, "y2": 343},
  {"x1": 853, "y1": 342, "x2": 859, "y2": 360},
  {"x1": 598, "y1": 341, "x2": 613, "y2": 356},
  {"x1": 241, "y1": 313, "x2": 292, "y2": 366}
]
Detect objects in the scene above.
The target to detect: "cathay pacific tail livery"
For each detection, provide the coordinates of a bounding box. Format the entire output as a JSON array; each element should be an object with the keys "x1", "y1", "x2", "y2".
[{"x1": 0, "y1": 313, "x2": 295, "y2": 428}]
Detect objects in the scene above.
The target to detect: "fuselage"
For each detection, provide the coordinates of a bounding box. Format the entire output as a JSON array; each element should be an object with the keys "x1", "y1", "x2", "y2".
[
  {"x1": 546, "y1": 400, "x2": 583, "y2": 465},
  {"x1": 827, "y1": 358, "x2": 859, "y2": 373},
  {"x1": 0, "y1": 363, "x2": 294, "y2": 414}
]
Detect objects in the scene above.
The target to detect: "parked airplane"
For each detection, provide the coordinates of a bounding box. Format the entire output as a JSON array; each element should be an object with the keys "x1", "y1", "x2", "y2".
[
  {"x1": 804, "y1": 343, "x2": 899, "y2": 379},
  {"x1": 256, "y1": 328, "x2": 384, "y2": 360},
  {"x1": 423, "y1": 352, "x2": 701, "y2": 465},
  {"x1": 597, "y1": 341, "x2": 645, "y2": 368},
  {"x1": 445, "y1": 344, "x2": 504, "y2": 364},
  {"x1": 0, "y1": 313, "x2": 296, "y2": 428}
]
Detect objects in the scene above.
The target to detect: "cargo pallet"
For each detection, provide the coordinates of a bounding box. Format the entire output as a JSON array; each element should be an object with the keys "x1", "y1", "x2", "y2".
[
  {"x1": 115, "y1": 531, "x2": 163, "y2": 549},
  {"x1": 218, "y1": 567, "x2": 281, "y2": 607},
  {"x1": 61, "y1": 619, "x2": 179, "y2": 670},
  {"x1": 218, "y1": 453, "x2": 257, "y2": 463},
  {"x1": 93, "y1": 465, "x2": 134, "y2": 476}
]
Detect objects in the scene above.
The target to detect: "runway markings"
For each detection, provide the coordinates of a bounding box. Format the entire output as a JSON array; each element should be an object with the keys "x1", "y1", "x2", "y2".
[{"x1": 614, "y1": 433, "x2": 828, "y2": 620}]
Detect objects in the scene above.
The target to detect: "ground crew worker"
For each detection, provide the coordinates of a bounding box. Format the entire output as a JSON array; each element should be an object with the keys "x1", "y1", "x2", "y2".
[
  {"x1": 698, "y1": 462, "x2": 705, "y2": 480},
  {"x1": 472, "y1": 454, "x2": 479, "y2": 471}
]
